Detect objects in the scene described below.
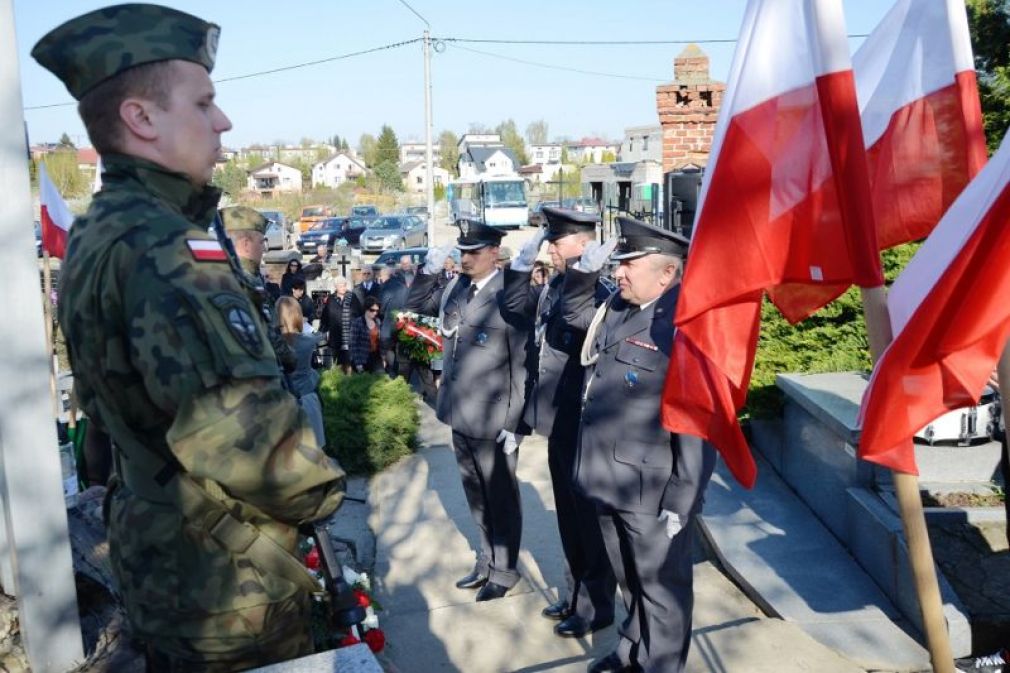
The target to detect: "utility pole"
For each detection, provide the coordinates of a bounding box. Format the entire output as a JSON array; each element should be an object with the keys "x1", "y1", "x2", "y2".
[{"x1": 423, "y1": 29, "x2": 435, "y2": 245}]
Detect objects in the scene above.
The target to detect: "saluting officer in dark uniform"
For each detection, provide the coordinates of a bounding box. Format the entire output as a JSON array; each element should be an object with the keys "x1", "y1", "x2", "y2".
[
  {"x1": 503, "y1": 207, "x2": 616, "y2": 638},
  {"x1": 407, "y1": 219, "x2": 530, "y2": 602},
  {"x1": 568, "y1": 217, "x2": 716, "y2": 673}
]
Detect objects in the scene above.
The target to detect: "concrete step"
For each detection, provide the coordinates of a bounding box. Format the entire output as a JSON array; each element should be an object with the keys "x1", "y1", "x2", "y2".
[{"x1": 700, "y1": 459, "x2": 931, "y2": 672}]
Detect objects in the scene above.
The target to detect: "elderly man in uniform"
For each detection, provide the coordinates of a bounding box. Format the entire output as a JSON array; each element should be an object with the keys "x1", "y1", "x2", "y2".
[
  {"x1": 568, "y1": 217, "x2": 716, "y2": 673},
  {"x1": 220, "y1": 205, "x2": 296, "y2": 372},
  {"x1": 33, "y1": 5, "x2": 346, "y2": 671},
  {"x1": 407, "y1": 218, "x2": 530, "y2": 601},
  {"x1": 503, "y1": 208, "x2": 616, "y2": 638}
]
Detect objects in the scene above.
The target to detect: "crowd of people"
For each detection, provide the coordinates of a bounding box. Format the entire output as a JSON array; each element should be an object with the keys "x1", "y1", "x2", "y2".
[{"x1": 36, "y1": 3, "x2": 713, "y2": 673}]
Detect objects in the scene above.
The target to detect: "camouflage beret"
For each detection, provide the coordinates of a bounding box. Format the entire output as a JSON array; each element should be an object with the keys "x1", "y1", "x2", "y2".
[
  {"x1": 31, "y1": 3, "x2": 220, "y2": 101},
  {"x1": 220, "y1": 206, "x2": 267, "y2": 235}
]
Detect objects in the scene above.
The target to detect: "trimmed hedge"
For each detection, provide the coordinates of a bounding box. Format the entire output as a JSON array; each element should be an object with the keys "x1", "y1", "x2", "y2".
[
  {"x1": 318, "y1": 370, "x2": 419, "y2": 475},
  {"x1": 746, "y1": 242, "x2": 920, "y2": 419}
]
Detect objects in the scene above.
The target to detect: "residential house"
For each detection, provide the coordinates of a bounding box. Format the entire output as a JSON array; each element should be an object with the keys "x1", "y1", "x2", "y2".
[
  {"x1": 620, "y1": 126, "x2": 663, "y2": 163},
  {"x1": 518, "y1": 161, "x2": 564, "y2": 186},
  {"x1": 400, "y1": 141, "x2": 442, "y2": 165},
  {"x1": 312, "y1": 152, "x2": 368, "y2": 188},
  {"x1": 400, "y1": 160, "x2": 449, "y2": 194},
  {"x1": 457, "y1": 133, "x2": 501, "y2": 154},
  {"x1": 247, "y1": 161, "x2": 302, "y2": 197},
  {"x1": 458, "y1": 145, "x2": 520, "y2": 180},
  {"x1": 76, "y1": 147, "x2": 99, "y2": 177},
  {"x1": 565, "y1": 137, "x2": 620, "y2": 164},
  {"x1": 238, "y1": 144, "x2": 335, "y2": 165},
  {"x1": 527, "y1": 143, "x2": 563, "y2": 166}
]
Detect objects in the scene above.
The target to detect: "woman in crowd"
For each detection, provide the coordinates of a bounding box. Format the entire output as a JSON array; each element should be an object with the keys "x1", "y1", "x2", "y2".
[
  {"x1": 281, "y1": 258, "x2": 305, "y2": 296},
  {"x1": 350, "y1": 298, "x2": 384, "y2": 373},
  {"x1": 319, "y1": 275, "x2": 359, "y2": 374},
  {"x1": 275, "y1": 296, "x2": 326, "y2": 447}
]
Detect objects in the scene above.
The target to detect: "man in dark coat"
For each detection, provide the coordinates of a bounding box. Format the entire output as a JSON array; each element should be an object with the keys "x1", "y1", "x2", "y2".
[
  {"x1": 569, "y1": 217, "x2": 716, "y2": 673},
  {"x1": 503, "y1": 208, "x2": 616, "y2": 639},
  {"x1": 406, "y1": 219, "x2": 530, "y2": 602}
]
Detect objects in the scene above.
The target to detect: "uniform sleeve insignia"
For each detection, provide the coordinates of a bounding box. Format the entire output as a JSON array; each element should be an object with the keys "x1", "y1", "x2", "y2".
[
  {"x1": 187, "y1": 239, "x2": 228, "y2": 262},
  {"x1": 625, "y1": 337, "x2": 658, "y2": 351},
  {"x1": 210, "y1": 294, "x2": 264, "y2": 356}
]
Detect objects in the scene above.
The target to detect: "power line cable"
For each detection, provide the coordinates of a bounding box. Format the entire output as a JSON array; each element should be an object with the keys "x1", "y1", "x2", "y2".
[
  {"x1": 394, "y1": 0, "x2": 430, "y2": 29},
  {"x1": 437, "y1": 34, "x2": 868, "y2": 45},
  {"x1": 448, "y1": 43, "x2": 668, "y2": 82}
]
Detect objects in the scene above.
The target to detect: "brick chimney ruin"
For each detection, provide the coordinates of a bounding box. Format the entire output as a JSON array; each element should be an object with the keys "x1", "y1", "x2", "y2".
[{"x1": 656, "y1": 44, "x2": 725, "y2": 172}]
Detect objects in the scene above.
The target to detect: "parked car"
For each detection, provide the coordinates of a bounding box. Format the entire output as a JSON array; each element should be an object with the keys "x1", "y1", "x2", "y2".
[
  {"x1": 297, "y1": 204, "x2": 333, "y2": 233},
  {"x1": 351, "y1": 204, "x2": 379, "y2": 217},
  {"x1": 359, "y1": 215, "x2": 428, "y2": 253},
  {"x1": 406, "y1": 205, "x2": 429, "y2": 224},
  {"x1": 528, "y1": 200, "x2": 560, "y2": 228},
  {"x1": 562, "y1": 197, "x2": 601, "y2": 215},
  {"x1": 339, "y1": 215, "x2": 374, "y2": 247},
  {"x1": 297, "y1": 217, "x2": 345, "y2": 255},
  {"x1": 374, "y1": 246, "x2": 460, "y2": 269},
  {"x1": 257, "y1": 209, "x2": 290, "y2": 249}
]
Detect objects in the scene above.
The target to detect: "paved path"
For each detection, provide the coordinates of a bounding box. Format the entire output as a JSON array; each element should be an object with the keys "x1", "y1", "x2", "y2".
[{"x1": 368, "y1": 401, "x2": 879, "y2": 673}]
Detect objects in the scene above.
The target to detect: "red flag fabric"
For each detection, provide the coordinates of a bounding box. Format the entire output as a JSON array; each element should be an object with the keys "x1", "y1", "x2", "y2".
[
  {"x1": 39, "y1": 162, "x2": 74, "y2": 259},
  {"x1": 858, "y1": 136, "x2": 1010, "y2": 473},
  {"x1": 661, "y1": 0, "x2": 883, "y2": 489},
  {"x1": 854, "y1": 0, "x2": 987, "y2": 250}
]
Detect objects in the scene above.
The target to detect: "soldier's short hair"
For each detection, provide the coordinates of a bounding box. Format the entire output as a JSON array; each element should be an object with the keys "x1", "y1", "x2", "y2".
[{"x1": 77, "y1": 61, "x2": 177, "y2": 155}]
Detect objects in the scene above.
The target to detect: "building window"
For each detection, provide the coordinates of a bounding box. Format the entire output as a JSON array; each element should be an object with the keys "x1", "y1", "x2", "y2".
[
  {"x1": 642, "y1": 136, "x2": 649, "y2": 151},
  {"x1": 416, "y1": 176, "x2": 423, "y2": 184}
]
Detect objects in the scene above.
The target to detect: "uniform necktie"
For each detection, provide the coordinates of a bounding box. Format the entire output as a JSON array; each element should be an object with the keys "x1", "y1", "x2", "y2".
[{"x1": 466, "y1": 283, "x2": 478, "y2": 305}]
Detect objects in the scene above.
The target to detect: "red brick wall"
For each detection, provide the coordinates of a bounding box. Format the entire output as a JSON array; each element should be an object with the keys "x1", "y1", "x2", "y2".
[{"x1": 657, "y1": 46, "x2": 725, "y2": 172}]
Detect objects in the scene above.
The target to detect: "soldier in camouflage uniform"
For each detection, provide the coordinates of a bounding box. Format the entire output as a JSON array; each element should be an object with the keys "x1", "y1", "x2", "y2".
[
  {"x1": 219, "y1": 206, "x2": 297, "y2": 373},
  {"x1": 32, "y1": 5, "x2": 346, "y2": 671}
]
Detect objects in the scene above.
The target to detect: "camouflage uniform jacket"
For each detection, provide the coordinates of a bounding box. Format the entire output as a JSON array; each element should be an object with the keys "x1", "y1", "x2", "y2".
[
  {"x1": 57, "y1": 154, "x2": 345, "y2": 649},
  {"x1": 235, "y1": 254, "x2": 297, "y2": 373}
]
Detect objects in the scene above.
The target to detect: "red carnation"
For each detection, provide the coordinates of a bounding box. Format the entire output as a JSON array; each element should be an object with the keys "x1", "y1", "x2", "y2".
[
  {"x1": 353, "y1": 588, "x2": 371, "y2": 608},
  {"x1": 304, "y1": 546, "x2": 320, "y2": 570},
  {"x1": 363, "y1": 628, "x2": 386, "y2": 653},
  {"x1": 340, "y1": 633, "x2": 361, "y2": 647}
]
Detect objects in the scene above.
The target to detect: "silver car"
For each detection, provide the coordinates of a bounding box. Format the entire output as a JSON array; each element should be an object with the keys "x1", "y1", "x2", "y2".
[{"x1": 359, "y1": 215, "x2": 428, "y2": 253}]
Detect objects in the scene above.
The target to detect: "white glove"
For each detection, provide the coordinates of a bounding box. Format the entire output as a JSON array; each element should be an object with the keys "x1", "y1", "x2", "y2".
[
  {"x1": 659, "y1": 510, "x2": 683, "y2": 539},
  {"x1": 423, "y1": 244, "x2": 454, "y2": 274},
  {"x1": 496, "y1": 429, "x2": 522, "y2": 455},
  {"x1": 573, "y1": 237, "x2": 618, "y2": 273},
  {"x1": 510, "y1": 228, "x2": 547, "y2": 272}
]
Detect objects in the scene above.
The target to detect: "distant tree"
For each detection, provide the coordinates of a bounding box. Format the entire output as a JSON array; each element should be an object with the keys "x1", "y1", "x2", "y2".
[
  {"x1": 468, "y1": 122, "x2": 490, "y2": 134},
  {"x1": 967, "y1": 0, "x2": 1010, "y2": 151},
  {"x1": 331, "y1": 134, "x2": 342, "y2": 150},
  {"x1": 439, "y1": 130, "x2": 460, "y2": 176},
  {"x1": 58, "y1": 132, "x2": 75, "y2": 149},
  {"x1": 359, "y1": 133, "x2": 378, "y2": 167},
  {"x1": 292, "y1": 158, "x2": 313, "y2": 185},
  {"x1": 41, "y1": 151, "x2": 87, "y2": 198},
  {"x1": 434, "y1": 182, "x2": 447, "y2": 202},
  {"x1": 375, "y1": 125, "x2": 400, "y2": 166},
  {"x1": 525, "y1": 120, "x2": 549, "y2": 145},
  {"x1": 560, "y1": 146, "x2": 570, "y2": 164},
  {"x1": 374, "y1": 160, "x2": 404, "y2": 192},
  {"x1": 600, "y1": 150, "x2": 617, "y2": 163},
  {"x1": 341, "y1": 138, "x2": 350, "y2": 151},
  {"x1": 299, "y1": 137, "x2": 315, "y2": 148},
  {"x1": 495, "y1": 118, "x2": 529, "y2": 165},
  {"x1": 212, "y1": 159, "x2": 249, "y2": 196}
]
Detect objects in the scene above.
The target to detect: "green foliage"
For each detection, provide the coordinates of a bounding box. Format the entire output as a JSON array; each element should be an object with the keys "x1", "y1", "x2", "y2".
[
  {"x1": 375, "y1": 125, "x2": 400, "y2": 166},
  {"x1": 434, "y1": 182, "x2": 446, "y2": 202},
  {"x1": 58, "y1": 132, "x2": 76, "y2": 149},
  {"x1": 318, "y1": 370, "x2": 419, "y2": 474},
  {"x1": 526, "y1": 119, "x2": 548, "y2": 145},
  {"x1": 495, "y1": 119, "x2": 529, "y2": 165},
  {"x1": 40, "y1": 151, "x2": 88, "y2": 198},
  {"x1": 374, "y1": 160, "x2": 404, "y2": 192},
  {"x1": 359, "y1": 133, "x2": 378, "y2": 167},
  {"x1": 439, "y1": 130, "x2": 459, "y2": 177},
  {"x1": 212, "y1": 159, "x2": 249, "y2": 197},
  {"x1": 747, "y1": 242, "x2": 921, "y2": 418},
  {"x1": 560, "y1": 146, "x2": 570, "y2": 164},
  {"x1": 967, "y1": 0, "x2": 1010, "y2": 151},
  {"x1": 600, "y1": 150, "x2": 617, "y2": 163}
]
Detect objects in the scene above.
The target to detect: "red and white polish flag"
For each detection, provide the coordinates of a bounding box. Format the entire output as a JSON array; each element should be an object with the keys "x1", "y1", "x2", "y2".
[
  {"x1": 854, "y1": 0, "x2": 987, "y2": 250},
  {"x1": 186, "y1": 239, "x2": 228, "y2": 262},
  {"x1": 661, "y1": 0, "x2": 883, "y2": 489},
  {"x1": 38, "y1": 162, "x2": 74, "y2": 260},
  {"x1": 859, "y1": 135, "x2": 1010, "y2": 474}
]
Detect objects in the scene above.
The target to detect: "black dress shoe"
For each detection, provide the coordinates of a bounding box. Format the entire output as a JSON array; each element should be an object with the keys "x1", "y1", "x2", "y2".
[
  {"x1": 553, "y1": 614, "x2": 614, "y2": 638},
  {"x1": 455, "y1": 570, "x2": 488, "y2": 590},
  {"x1": 587, "y1": 651, "x2": 638, "y2": 673},
  {"x1": 541, "y1": 598, "x2": 570, "y2": 621},
  {"x1": 475, "y1": 581, "x2": 510, "y2": 602}
]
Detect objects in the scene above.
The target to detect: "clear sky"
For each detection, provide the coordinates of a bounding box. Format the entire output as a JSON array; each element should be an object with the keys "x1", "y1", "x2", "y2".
[{"x1": 15, "y1": 1, "x2": 892, "y2": 150}]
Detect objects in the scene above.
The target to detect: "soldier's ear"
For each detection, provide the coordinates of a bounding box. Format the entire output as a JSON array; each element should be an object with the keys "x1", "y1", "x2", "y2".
[{"x1": 119, "y1": 97, "x2": 159, "y2": 142}]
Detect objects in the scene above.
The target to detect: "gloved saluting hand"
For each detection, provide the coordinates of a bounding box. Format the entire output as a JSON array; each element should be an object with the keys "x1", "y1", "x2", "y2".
[
  {"x1": 422, "y1": 244, "x2": 455, "y2": 275},
  {"x1": 510, "y1": 227, "x2": 547, "y2": 272},
  {"x1": 572, "y1": 237, "x2": 618, "y2": 273},
  {"x1": 659, "y1": 510, "x2": 683, "y2": 539},
  {"x1": 496, "y1": 429, "x2": 522, "y2": 455}
]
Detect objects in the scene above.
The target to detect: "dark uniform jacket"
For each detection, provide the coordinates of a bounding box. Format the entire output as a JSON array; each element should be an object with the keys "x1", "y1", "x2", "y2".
[
  {"x1": 567, "y1": 271, "x2": 715, "y2": 517},
  {"x1": 408, "y1": 270, "x2": 530, "y2": 440}
]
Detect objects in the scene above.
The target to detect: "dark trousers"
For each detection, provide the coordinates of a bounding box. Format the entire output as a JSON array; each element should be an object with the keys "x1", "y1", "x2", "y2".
[
  {"x1": 548, "y1": 423, "x2": 615, "y2": 622},
  {"x1": 451, "y1": 431, "x2": 522, "y2": 587},
  {"x1": 598, "y1": 507, "x2": 694, "y2": 673}
]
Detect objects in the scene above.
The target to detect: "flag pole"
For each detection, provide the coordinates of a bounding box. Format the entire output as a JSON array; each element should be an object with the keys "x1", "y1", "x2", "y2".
[
  {"x1": 861, "y1": 286, "x2": 954, "y2": 672},
  {"x1": 41, "y1": 250, "x2": 59, "y2": 419}
]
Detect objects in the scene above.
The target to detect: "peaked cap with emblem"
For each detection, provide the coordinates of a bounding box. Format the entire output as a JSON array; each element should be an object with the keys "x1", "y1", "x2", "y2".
[
  {"x1": 456, "y1": 217, "x2": 505, "y2": 251},
  {"x1": 220, "y1": 206, "x2": 268, "y2": 235},
  {"x1": 541, "y1": 206, "x2": 600, "y2": 242},
  {"x1": 613, "y1": 216, "x2": 689, "y2": 261},
  {"x1": 31, "y1": 3, "x2": 220, "y2": 101}
]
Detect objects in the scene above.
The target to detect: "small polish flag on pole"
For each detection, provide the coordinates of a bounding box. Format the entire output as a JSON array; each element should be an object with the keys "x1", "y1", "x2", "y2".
[{"x1": 38, "y1": 161, "x2": 73, "y2": 260}]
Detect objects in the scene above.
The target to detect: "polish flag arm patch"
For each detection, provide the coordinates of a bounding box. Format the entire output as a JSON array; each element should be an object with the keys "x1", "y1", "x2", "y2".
[{"x1": 187, "y1": 239, "x2": 228, "y2": 262}]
